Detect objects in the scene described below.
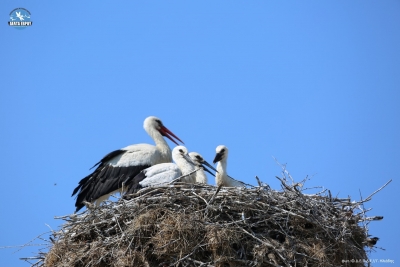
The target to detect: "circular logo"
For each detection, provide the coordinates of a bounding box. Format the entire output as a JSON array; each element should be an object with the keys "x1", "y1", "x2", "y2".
[{"x1": 9, "y1": 8, "x2": 32, "y2": 30}]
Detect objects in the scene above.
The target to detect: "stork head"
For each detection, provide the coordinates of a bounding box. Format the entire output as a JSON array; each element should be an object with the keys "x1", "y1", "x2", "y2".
[
  {"x1": 190, "y1": 152, "x2": 217, "y2": 176},
  {"x1": 172, "y1": 146, "x2": 193, "y2": 163},
  {"x1": 213, "y1": 145, "x2": 229, "y2": 164},
  {"x1": 189, "y1": 152, "x2": 204, "y2": 165},
  {"x1": 144, "y1": 116, "x2": 184, "y2": 145}
]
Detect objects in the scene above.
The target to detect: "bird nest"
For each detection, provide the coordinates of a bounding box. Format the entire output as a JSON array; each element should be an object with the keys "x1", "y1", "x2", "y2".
[{"x1": 30, "y1": 176, "x2": 386, "y2": 267}]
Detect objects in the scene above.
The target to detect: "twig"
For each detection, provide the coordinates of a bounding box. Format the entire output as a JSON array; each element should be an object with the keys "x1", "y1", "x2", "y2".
[
  {"x1": 207, "y1": 185, "x2": 222, "y2": 205},
  {"x1": 255, "y1": 176, "x2": 262, "y2": 187},
  {"x1": 362, "y1": 179, "x2": 392, "y2": 203},
  {"x1": 167, "y1": 169, "x2": 202, "y2": 185}
]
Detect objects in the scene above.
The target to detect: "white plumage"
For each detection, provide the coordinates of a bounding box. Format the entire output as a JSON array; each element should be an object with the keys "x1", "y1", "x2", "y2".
[
  {"x1": 129, "y1": 146, "x2": 197, "y2": 190},
  {"x1": 72, "y1": 116, "x2": 183, "y2": 212},
  {"x1": 213, "y1": 145, "x2": 246, "y2": 187},
  {"x1": 189, "y1": 152, "x2": 217, "y2": 184}
]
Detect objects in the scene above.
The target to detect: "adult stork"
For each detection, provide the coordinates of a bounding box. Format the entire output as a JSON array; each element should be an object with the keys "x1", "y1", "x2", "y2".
[
  {"x1": 72, "y1": 116, "x2": 183, "y2": 212},
  {"x1": 189, "y1": 152, "x2": 217, "y2": 184},
  {"x1": 213, "y1": 145, "x2": 247, "y2": 187},
  {"x1": 125, "y1": 146, "x2": 198, "y2": 193}
]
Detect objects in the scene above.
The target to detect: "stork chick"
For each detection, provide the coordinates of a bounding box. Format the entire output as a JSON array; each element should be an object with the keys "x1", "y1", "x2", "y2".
[
  {"x1": 189, "y1": 152, "x2": 217, "y2": 184},
  {"x1": 213, "y1": 145, "x2": 246, "y2": 187},
  {"x1": 127, "y1": 146, "x2": 197, "y2": 193}
]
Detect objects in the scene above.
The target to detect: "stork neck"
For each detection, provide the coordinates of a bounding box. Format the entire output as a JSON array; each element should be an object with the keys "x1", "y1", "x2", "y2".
[
  {"x1": 177, "y1": 158, "x2": 195, "y2": 175},
  {"x1": 148, "y1": 128, "x2": 172, "y2": 162},
  {"x1": 177, "y1": 157, "x2": 196, "y2": 183},
  {"x1": 196, "y1": 169, "x2": 208, "y2": 184},
  {"x1": 215, "y1": 160, "x2": 228, "y2": 187},
  {"x1": 217, "y1": 159, "x2": 227, "y2": 177}
]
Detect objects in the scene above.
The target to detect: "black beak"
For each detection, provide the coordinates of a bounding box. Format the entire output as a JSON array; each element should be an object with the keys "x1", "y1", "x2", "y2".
[
  {"x1": 200, "y1": 160, "x2": 218, "y2": 176},
  {"x1": 202, "y1": 165, "x2": 215, "y2": 176},
  {"x1": 213, "y1": 152, "x2": 223, "y2": 164},
  {"x1": 183, "y1": 153, "x2": 196, "y2": 165}
]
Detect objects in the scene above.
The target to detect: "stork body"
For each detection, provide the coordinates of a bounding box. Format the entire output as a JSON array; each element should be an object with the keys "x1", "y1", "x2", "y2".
[
  {"x1": 126, "y1": 146, "x2": 197, "y2": 192},
  {"x1": 72, "y1": 116, "x2": 183, "y2": 212},
  {"x1": 213, "y1": 145, "x2": 246, "y2": 187},
  {"x1": 189, "y1": 152, "x2": 217, "y2": 184}
]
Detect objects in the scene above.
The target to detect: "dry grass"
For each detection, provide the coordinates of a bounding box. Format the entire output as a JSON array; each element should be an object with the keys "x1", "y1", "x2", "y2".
[{"x1": 26, "y1": 174, "x2": 386, "y2": 267}]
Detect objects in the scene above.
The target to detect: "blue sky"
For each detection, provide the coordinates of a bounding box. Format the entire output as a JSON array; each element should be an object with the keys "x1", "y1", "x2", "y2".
[{"x1": 1, "y1": 1, "x2": 399, "y2": 266}]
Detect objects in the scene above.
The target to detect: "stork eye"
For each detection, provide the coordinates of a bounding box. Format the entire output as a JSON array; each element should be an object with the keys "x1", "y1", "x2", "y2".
[
  {"x1": 155, "y1": 119, "x2": 162, "y2": 125},
  {"x1": 221, "y1": 149, "x2": 225, "y2": 153},
  {"x1": 179, "y1": 149, "x2": 183, "y2": 153},
  {"x1": 196, "y1": 155, "x2": 202, "y2": 160}
]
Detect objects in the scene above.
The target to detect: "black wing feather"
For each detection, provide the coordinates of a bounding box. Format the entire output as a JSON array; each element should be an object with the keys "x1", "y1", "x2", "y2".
[
  {"x1": 72, "y1": 149, "x2": 126, "y2": 197},
  {"x1": 125, "y1": 170, "x2": 149, "y2": 194},
  {"x1": 72, "y1": 149, "x2": 150, "y2": 212},
  {"x1": 74, "y1": 165, "x2": 150, "y2": 212},
  {"x1": 89, "y1": 149, "x2": 127, "y2": 170}
]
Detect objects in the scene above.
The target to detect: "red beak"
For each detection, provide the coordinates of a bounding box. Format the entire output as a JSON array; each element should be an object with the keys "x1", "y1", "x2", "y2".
[{"x1": 160, "y1": 126, "x2": 184, "y2": 145}]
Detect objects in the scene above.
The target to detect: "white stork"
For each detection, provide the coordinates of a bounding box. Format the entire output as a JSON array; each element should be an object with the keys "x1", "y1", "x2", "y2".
[
  {"x1": 189, "y1": 152, "x2": 217, "y2": 184},
  {"x1": 125, "y1": 146, "x2": 198, "y2": 193},
  {"x1": 72, "y1": 116, "x2": 183, "y2": 212},
  {"x1": 213, "y1": 145, "x2": 247, "y2": 187}
]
